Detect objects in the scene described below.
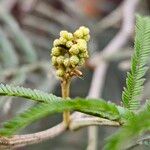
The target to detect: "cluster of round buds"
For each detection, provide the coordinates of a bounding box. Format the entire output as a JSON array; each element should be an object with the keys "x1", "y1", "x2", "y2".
[{"x1": 51, "y1": 26, "x2": 90, "y2": 79}]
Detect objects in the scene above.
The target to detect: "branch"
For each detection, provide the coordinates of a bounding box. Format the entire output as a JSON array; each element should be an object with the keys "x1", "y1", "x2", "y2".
[
  {"x1": 70, "y1": 116, "x2": 120, "y2": 130},
  {"x1": 89, "y1": 0, "x2": 140, "y2": 67},
  {"x1": 94, "y1": 2, "x2": 123, "y2": 33},
  {"x1": 0, "y1": 123, "x2": 66, "y2": 149},
  {"x1": 126, "y1": 135, "x2": 150, "y2": 150},
  {"x1": 86, "y1": 61, "x2": 108, "y2": 150}
]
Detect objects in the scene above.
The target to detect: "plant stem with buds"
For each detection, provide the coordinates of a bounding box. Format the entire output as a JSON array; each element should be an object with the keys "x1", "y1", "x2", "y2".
[{"x1": 61, "y1": 78, "x2": 71, "y2": 127}]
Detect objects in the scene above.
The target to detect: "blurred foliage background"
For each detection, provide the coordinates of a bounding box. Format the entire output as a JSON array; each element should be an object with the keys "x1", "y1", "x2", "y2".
[{"x1": 0, "y1": 0, "x2": 149, "y2": 149}]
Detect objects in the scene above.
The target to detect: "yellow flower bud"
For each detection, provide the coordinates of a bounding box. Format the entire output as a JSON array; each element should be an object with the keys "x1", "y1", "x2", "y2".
[
  {"x1": 83, "y1": 28, "x2": 90, "y2": 35},
  {"x1": 59, "y1": 37, "x2": 67, "y2": 45},
  {"x1": 64, "y1": 58, "x2": 70, "y2": 67},
  {"x1": 51, "y1": 47, "x2": 61, "y2": 56},
  {"x1": 56, "y1": 68, "x2": 65, "y2": 77},
  {"x1": 60, "y1": 31, "x2": 68, "y2": 38},
  {"x1": 74, "y1": 30, "x2": 83, "y2": 38},
  {"x1": 70, "y1": 55, "x2": 79, "y2": 67},
  {"x1": 77, "y1": 39, "x2": 87, "y2": 51},
  {"x1": 79, "y1": 58, "x2": 85, "y2": 66},
  {"x1": 60, "y1": 31, "x2": 73, "y2": 40},
  {"x1": 51, "y1": 56, "x2": 57, "y2": 65},
  {"x1": 84, "y1": 35, "x2": 90, "y2": 42},
  {"x1": 66, "y1": 41, "x2": 73, "y2": 48},
  {"x1": 79, "y1": 51, "x2": 89, "y2": 58},
  {"x1": 69, "y1": 44, "x2": 79, "y2": 55},
  {"x1": 67, "y1": 33, "x2": 73, "y2": 40},
  {"x1": 53, "y1": 39, "x2": 60, "y2": 46},
  {"x1": 57, "y1": 56, "x2": 64, "y2": 64}
]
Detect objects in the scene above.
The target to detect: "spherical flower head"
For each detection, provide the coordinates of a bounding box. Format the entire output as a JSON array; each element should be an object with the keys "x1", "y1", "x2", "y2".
[
  {"x1": 51, "y1": 26, "x2": 90, "y2": 79},
  {"x1": 66, "y1": 41, "x2": 73, "y2": 48},
  {"x1": 79, "y1": 26, "x2": 90, "y2": 35},
  {"x1": 59, "y1": 37, "x2": 67, "y2": 45},
  {"x1": 57, "y1": 56, "x2": 64, "y2": 65},
  {"x1": 69, "y1": 44, "x2": 79, "y2": 55},
  {"x1": 70, "y1": 55, "x2": 79, "y2": 67},
  {"x1": 74, "y1": 26, "x2": 90, "y2": 42},
  {"x1": 64, "y1": 58, "x2": 70, "y2": 67},
  {"x1": 60, "y1": 30, "x2": 73, "y2": 40},
  {"x1": 51, "y1": 47, "x2": 61, "y2": 56},
  {"x1": 56, "y1": 68, "x2": 65, "y2": 77},
  {"x1": 53, "y1": 39, "x2": 60, "y2": 47},
  {"x1": 77, "y1": 39, "x2": 87, "y2": 51},
  {"x1": 51, "y1": 56, "x2": 57, "y2": 65}
]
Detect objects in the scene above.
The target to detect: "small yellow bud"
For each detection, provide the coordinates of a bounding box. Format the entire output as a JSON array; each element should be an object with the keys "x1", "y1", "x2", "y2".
[
  {"x1": 79, "y1": 52, "x2": 89, "y2": 58},
  {"x1": 79, "y1": 58, "x2": 85, "y2": 66},
  {"x1": 53, "y1": 39, "x2": 60, "y2": 46},
  {"x1": 57, "y1": 56, "x2": 64, "y2": 64},
  {"x1": 60, "y1": 31, "x2": 68, "y2": 38},
  {"x1": 70, "y1": 55, "x2": 79, "y2": 67},
  {"x1": 67, "y1": 33, "x2": 73, "y2": 40},
  {"x1": 74, "y1": 30, "x2": 83, "y2": 38},
  {"x1": 51, "y1": 56, "x2": 57, "y2": 65},
  {"x1": 84, "y1": 35, "x2": 90, "y2": 41},
  {"x1": 59, "y1": 37, "x2": 67, "y2": 45},
  {"x1": 66, "y1": 41, "x2": 73, "y2": 48},
  {"x1": 69, "y1": 44, "x2": 79, "y2": 55},
  {"x1": 60, "y1": 31, "x2": 73, "y2": 40},
  {"x1": 77, "y1": 39, "x2": 87, "y2": 51},
  {"x1": 56, "y1": 68, "x2": 65, "y2": 77},
  {"x1": 83, "y1": 28, "x2": 90, "y2": 35},
  {"x1": 64, "y1": 58, "x2": 70, "y2": 67},
  {"x1": 51, "y1": 47, "x2": 61, "y2": 56}
]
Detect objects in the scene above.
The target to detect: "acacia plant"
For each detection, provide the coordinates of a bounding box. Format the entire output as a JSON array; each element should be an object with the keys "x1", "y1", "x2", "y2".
[{"x1": 0, "y1": 16, "x2": 149, "y2": 150}]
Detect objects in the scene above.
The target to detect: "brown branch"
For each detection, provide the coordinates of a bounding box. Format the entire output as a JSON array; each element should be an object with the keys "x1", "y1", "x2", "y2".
[
  {"x1": 0, "y1": 123, "x2": 66, "y2": 149},
  {"x1": 70, "y1": 116, "x2": 120, "y2": 131}
]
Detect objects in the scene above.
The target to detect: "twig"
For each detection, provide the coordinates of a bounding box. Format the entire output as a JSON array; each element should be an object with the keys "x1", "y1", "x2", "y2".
[
  {"x1": 89, "y1": 0, "x2": 140, "y2": 67},
  {"x1": 0, "y1": 123, "x2": 66, "y2": 149},
  {"x1": 94, "y1": 2, "x2": 123, "y2": 33},
  {"x1": 126, "y1": 135, "x2": 150, "y2": 150},
  {"x1": 70, "y1": 116, "x2": 120, "y2": 130},
  {"x1": 87, "y1": 61, "x2": 108, "y2": 150}
]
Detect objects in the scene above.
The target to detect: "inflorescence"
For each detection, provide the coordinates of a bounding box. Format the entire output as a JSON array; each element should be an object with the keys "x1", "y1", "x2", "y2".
[{"x1": 51, "y1": 26, "x2": 90, "y2": 79}]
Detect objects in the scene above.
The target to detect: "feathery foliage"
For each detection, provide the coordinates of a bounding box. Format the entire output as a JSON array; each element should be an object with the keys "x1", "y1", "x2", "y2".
[
  {"x1": 0, "y1": 95, "x2": 121, "y2": 136},
  {"x1": 122, "y1": 16, "x2": 150, "y2": 111},
  {"x1": 0, "y1": 84, "x2": 61, "y2": 103},
  {"x1": 104, "y1": 103, "x2": 150, "y2": 150}
]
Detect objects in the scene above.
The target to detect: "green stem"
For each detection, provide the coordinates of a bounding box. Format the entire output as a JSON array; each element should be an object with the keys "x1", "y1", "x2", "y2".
[{"x1": 61, "y1": 78, "x2": 71, "y2": 127}]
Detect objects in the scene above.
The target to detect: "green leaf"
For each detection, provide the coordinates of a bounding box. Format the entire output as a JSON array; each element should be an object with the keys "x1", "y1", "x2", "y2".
[
  {"x1": 104, "y1": 102, "x2": 150, "y2": 150},
  {"x1": 122, "y1": 16, "x2": 150, "y2": 111},
  {"x1": 0, "y1": 98, "x2": 121, "y2": 136},
  {"x1": 0, "y1": 83, "x2": 61, "y2": 103}
]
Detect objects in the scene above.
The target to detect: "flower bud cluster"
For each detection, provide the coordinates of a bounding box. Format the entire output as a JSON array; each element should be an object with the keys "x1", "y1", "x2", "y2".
[{"x1": 51, "y1": 26, "x2": 90, "y2": 78}]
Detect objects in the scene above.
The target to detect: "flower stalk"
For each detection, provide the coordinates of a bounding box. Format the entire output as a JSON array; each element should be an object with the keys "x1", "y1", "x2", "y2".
[{"x1": 61, "y1": 78, "x2": 71, "y2": 126}]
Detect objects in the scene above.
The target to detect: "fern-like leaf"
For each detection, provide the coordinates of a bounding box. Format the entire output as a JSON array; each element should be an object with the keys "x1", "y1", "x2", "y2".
[
  {"x1": 0, "y1": 84, "x2": 61, "y2": 103},
  {"x1": 122, "y1": 16, "x2": 150, "y2": 111},
  {"x1": 104, "y1": 103, "x2": 150, "y2": 150},
  {"x1": 0, "y1": 98, "x2": 121, "y2": 136}
]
